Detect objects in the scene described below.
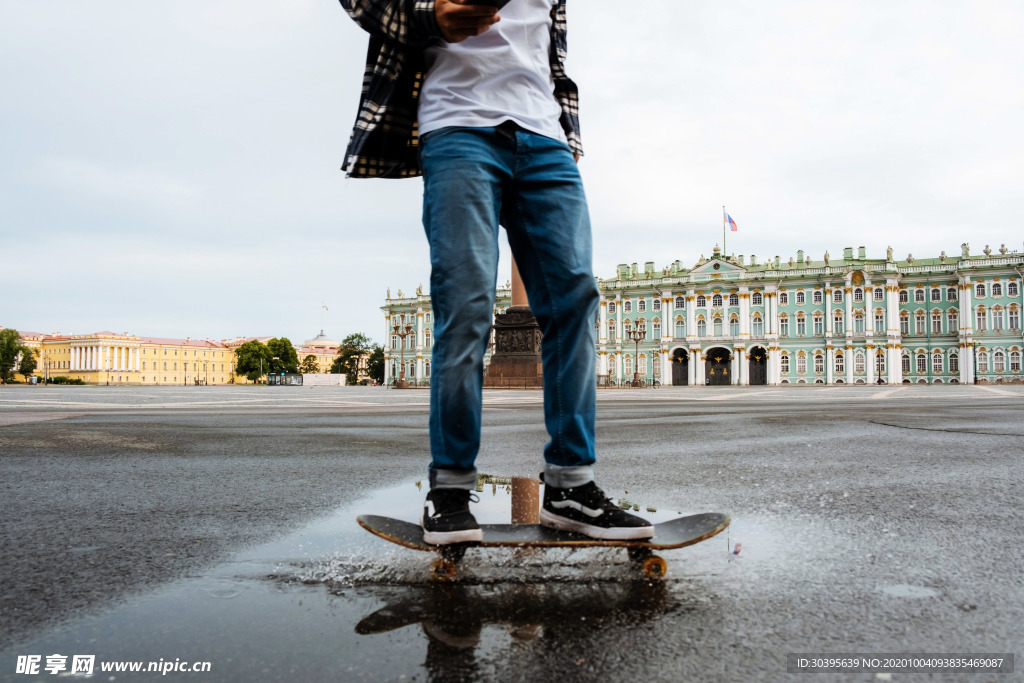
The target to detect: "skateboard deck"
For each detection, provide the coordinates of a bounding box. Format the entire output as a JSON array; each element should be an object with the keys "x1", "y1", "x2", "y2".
[{"x1": 357, "y1": 512, "x2": 730, "y2": 580}]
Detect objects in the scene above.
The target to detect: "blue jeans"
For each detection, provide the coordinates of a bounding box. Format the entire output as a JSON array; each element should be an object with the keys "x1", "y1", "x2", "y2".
[{"x1": 420, "y1": 125, "x2": 599, "y2": 490}]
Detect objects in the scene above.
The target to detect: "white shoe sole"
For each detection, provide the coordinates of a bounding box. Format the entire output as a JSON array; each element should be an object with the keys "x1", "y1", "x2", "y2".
[
  {"x1": 420, "y1": 514, "x2": 484, "y2": 545},
  {"x1": 539, "y1": 507, "x2": 655, "y2": 540}
]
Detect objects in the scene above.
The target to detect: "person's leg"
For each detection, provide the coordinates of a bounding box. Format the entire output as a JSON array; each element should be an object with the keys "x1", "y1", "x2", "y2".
[
  {"x1": 419, "y1": 127, "x2": 511, "y2": 543},
  {"x1": 500, "y1": 130, "x2": 598, "y2": 487},
  {"x1": 502, "y1": 130, "x2": 653, "y2": 540}
]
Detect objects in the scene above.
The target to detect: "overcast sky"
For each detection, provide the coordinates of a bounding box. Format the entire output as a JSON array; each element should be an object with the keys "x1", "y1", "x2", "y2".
[{"x1": 2, "y1": 0, "x2": 1022, "y2": 345}]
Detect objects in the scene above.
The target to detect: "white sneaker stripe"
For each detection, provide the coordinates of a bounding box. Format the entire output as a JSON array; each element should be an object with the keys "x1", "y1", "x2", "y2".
[{"x1": 550, "y1": 499, "x2": 604, "y2": 518}]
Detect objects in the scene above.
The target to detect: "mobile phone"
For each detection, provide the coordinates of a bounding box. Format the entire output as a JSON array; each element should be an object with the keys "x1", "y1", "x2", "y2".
[{"x1": 470, "y1": 0, "x2": 511, "y2": 8}]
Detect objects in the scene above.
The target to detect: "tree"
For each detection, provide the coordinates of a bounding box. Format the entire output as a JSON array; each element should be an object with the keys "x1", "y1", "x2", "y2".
[
  {"x1": 18, "y1": 347, "x2": 38, "y2": 379},
  {"x1": 234, "y1": 340, "x2": 272, "y2": 383},
  {"x1": 366, "y1": 344, "x2": 385, "y2": 384},
  {"x1": 300, "y1": 355, "x2": 319, "y2": 374},
  {"x1": 334, "y1": 332, "x2": 372, "y2": 385},
  {"x1": 266, "y1": 337, "x2": 299, "y2": 374},
  {"x1": 0, "y1": 329, "x2": 25, "y2": 383}
]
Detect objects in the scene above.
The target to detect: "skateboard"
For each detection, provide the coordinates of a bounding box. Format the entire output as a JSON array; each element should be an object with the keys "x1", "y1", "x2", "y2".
[{"x1": 356, "y1": 512, "x2": 730, "y2": 581}]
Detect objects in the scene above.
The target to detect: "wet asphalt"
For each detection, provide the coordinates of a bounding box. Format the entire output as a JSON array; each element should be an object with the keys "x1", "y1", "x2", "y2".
[{"x1": 0, "y1": 384, "x2": 1022, "y2": 682}]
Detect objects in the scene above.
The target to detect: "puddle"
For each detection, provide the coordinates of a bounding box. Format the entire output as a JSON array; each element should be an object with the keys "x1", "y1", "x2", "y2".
[{"x1": 3, "y1": 478, "x2": 776, "y2": 681}]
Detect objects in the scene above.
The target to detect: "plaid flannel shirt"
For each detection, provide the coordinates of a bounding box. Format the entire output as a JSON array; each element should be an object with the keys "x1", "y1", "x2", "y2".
[{"x1": 340, "y1": 0, "x2": 582, "y2": 179}]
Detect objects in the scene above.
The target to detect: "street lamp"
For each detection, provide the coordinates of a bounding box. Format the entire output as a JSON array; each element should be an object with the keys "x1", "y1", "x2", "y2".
[
  {"x1": 627, "y1": 324, "x2": 646, "y2": 387},
  {"x1": 392, "y1": 313, "x2": 415, "y2": 389}
]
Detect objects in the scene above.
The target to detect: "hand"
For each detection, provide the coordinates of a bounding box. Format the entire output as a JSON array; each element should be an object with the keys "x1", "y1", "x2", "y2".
[{"x1": 436, "y1": 0, "x2": 500, "y2": 43}]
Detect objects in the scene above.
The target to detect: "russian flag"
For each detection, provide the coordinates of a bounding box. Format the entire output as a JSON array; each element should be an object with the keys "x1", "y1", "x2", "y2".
[{"x1": 727, "y1": 214, "x2": 738, "y2": 232}]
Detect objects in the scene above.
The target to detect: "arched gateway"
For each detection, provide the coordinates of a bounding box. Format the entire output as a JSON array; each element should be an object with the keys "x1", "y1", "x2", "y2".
[
  {"x1": 748, "y1": 346, "x2": 767, "y2": 386},
  {"x1": 705, "y1": 347, "x2": 731, "y2": 386},
  {"x1": 671, "y1": 348, "x2": 688, "y2": 385}
]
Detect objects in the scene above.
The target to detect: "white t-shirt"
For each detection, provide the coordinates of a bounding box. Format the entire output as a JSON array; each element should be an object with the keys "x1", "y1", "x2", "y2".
[{"x1": 418, "y1": 0, "x2": 566, "y2": 143}]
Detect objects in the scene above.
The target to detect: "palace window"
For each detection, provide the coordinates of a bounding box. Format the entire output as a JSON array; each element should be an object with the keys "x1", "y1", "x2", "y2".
[
  {"x1": 752, "y1": 292, "x2": 763, "y2": 306},
  {"x1": 624, "y1": 355, "x2": 634, "y2": 376},
  {"x1": 835, "y1": 352, "x2": 844, "y2": 374},
  {"x1": 814, "y1": 314, "x2": 824, "y2": 336},
  {"x1": 915, "y1": 289, "x2": 925, "y2": 303},
  {"x1": 875, "y1": 312, "x2": 885, "y2": 335},
  {"x1": 675, "y1": 318, "x2": 685, "y2": 337},
  {"x1": 931, "y1": 288, "x2": 941, "y2": 302},
  {"x1": 780, "y1": 354, "x2": 790, "y2": 374},
  {"x1": 992, "y1": 283, "x2": 1003, "y2": 297},
  {"x1": 624, "y1": 300, "x2": 632, "y2": 313},
  {"x1": 833, "y1": 289, "x2": 843, "y2": 304},
  {"x1": 947, "y1": 287, "x2": 958, "y2": 301},
  {"x1": 780, "y1": 317, "x2": 789, "y2": 337},
  {"x1": 425, "y1": 312, "x2": 432, "y2": 323},
  {"x1": 425, "y1": 330, "x2": 432, "y2": 348},
  {"x1": 915, "y1": 312, "x2": 926, "y2": 335},
  {"x1": 854, "y1": 351, "x2": 865, "y2": 374},
  {"x1": 814, "y1": 290, "x2": 823, "y2": 304},
  {"x1": 653, "y1": 298, "x2": 661, "y2": 311},
  {"x1": 876, "y1": 350, "x2": 886, "y2": 374},
  {"x1": 638, "y1": 299, "x2": 647, "y2": 312},
  {"x1": 697, "y1": 295, "x2": 707, "y2": 308},
  {"x1": 977, "y1": 351, "x2": 989, "y2": 373},
  {"x1": 797, "y1": 313, "x2": 806, "y2": 336},
  {"x1": 854, "y1": 288, "x2": 864, "y2": 302},
  {"x1": 653, "y1": 354, "x2": 661, "y2": 376},
  {"x1": 1010, "y1": 307, "x2": 1020, "y2": 330},
  {"x1": 933, "y1": 353, "x2": 943, "y2": 375},
  {"x1": 624, "y1": 321, "x2": 632, "y2": 337},
  {"x1": 814, "y1": 353, "x2": 824, "y2": 374},
  {"x1": 752, "y1": 315, "x2": 764, "y2": 336},
  {"x1": 900, "y1": 311, "x2": 909, "y2": 335},
  {"x1": 796, "y1": 291, "x2": 806, "y2": 305},
  {"x1": 916, "y1": 353, "x2": 927, "y2": 374},
  {"x1": 730, "y1": 317, "x2": 739, "y2": 336},
  {"x1": 697, "y1": 319, "x2": 707, "y2": 337},
  {"x1": 854, "y1": 314, "x2": 865, "y2": 334},
  {"x1": 976, "y1": 283, "x2": 986, "y2": 298},
  {"x1": 932, "y1": 311, "x2": 942, "y2": 335},
  {"x1": 975, "y1": 309, "x2": 987, "y2": 331},
  {"x1": 993, "y1": 308, "x2": 1004, "y2": 330},
  {"x1": 994, "y1": 350, "x2": 1006, "y2": 373},
  {"x1": 607, "y1": 301, "x2": 616, "y2": 314},
  {"x1": 779, "y1": 292, "x2": 789, "y2": 306},
  {"x1": 712, "y1": 294, "x2": 723, "y2": 307},
  {"x1": 949, "y1": 352, "x2": 959, "y2": 373},
  {"x1": 425, "y1": 360, "x2": 431, "y2": 377},
  {"x1": 1010, "y1": 350, "x2": 1021, "y2": 372},
  {"x1": 948, "y1": 310, "x2": 958, "y2": 331},
  {"x1": 714, "y1": 317, "x2": 724, "y2": 336},
  {"x1": 675, "y1": 296, "x2": 685, "y2": 309},
  {"x1": 899, "y1": 290, "x2": 909, "y2": 304},
  {"x1": 874, "y1": 287, "x2": 884, "y2": 301},
  {"x1": 1008, "y1": 282, "x2": 1019, "y2": 297},
  {"x1": 834, "y1": 313, "x2": 845, "y2": 335},
  {"x1": 902, "y1": 354, "x2": 911, "y2": 374},
  {"x1": 391, "y1": 335, "x2": 398, "y2": 349},
  {"x1": 608, "y1": 320, "x2": 616, "y2": 340},
  {"x1": 653, "y1": 322, "x2": 661, "y2": 339},
  {"x1": 797, "y1": 353, "x2": 807, "y2": 374}
]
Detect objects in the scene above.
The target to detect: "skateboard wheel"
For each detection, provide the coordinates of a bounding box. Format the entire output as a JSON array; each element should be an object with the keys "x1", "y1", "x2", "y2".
[
  {"x1": 641, "y1": 555, "x2": 667, "y2": 579},
  {"x1": 430, "y1": 558, "x2": 458, "y2": 582}
]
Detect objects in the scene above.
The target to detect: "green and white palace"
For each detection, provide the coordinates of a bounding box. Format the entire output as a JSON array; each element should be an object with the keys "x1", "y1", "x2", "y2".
[{"x1": 383, "y1": 243, "x2": 1024, "y2": 387}]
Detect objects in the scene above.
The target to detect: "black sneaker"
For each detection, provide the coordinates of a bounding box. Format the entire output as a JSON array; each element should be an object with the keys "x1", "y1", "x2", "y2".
[
  {"x1": 540, "y1": 480, "x2": 654, "y2": 540},
  {"x1": 421, "y1": 488, "x2": 484, "y2": 545}
]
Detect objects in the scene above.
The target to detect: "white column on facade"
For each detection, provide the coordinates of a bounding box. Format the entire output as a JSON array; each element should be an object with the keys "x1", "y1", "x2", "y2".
[
  {"x1": 739, "y1": 289, "x2": 751, "y2": 339},
  {"x1": 844, "y1": 276, "x2": 854, "y2": 342},
  {"x1": 824, "y1": 284, "x2": 834, "y2": 337},
  {"x1": 416, "y1": 308, "x2": 424, "y2": 349},
  {"x1": 71, "y1": 347, "x2": 77, "y2": 371},
  {"x1": 963, "y1": 344, "x2": 975, "y2": 384},
  {"x1": 694, "y1": 347, "x2": 705, "y2": 385},
  {"x1": 685, "y1": 291, "x2": 697, "y2": 343},
  {"x1": 846, "y1": 345, "x2": 855, "y2": 384},
  {"x1": 866, "y1": 345, "x2": 876, "y2": 384},
  {"x1": 960, "y1": 276, "x2": 973, "y2": 335},
  {"x1": 599, "y1": 299, "x2": 608, "y2": 344},
  {"x1": 134, "y1": 348, "x2": 140, "y2": 371},
  {"x1": 738, "y1": 347, "x2": 747, "y2": 385},
  {"x1": 890, "y1": 345, "x2": 902, "y2": 384},
  {"x1": 826, "y1": 347, "x2": 834, "y2": 384}
]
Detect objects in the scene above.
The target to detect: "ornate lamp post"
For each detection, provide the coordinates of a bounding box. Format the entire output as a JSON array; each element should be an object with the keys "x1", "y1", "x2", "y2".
[
  {"x1": 627, "y1": 324, "x2": 646, "y2": 387},
  {"x1": 392, "y1": 313, "x2": 415, "y2": 389}
]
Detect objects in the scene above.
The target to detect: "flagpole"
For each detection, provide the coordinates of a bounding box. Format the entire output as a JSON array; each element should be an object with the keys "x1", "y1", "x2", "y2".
[{"x1": 722, "y1": 206, "x2": 726, "y2": 254}]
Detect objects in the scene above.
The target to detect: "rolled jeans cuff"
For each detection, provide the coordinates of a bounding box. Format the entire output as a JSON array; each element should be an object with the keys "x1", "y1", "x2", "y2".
[
  {"x1": 430, "y1": 467, "x2": 479, "y2": 490},
  {"x1": 543, "y1": 464, "x2": 594, "y2": 489}
]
